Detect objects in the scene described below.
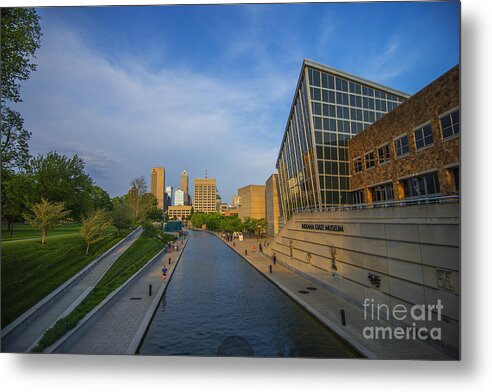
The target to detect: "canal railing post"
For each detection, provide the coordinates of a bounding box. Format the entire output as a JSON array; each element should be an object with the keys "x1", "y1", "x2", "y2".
[{"x1": 340, "y1": 309, "x2": 346, "y2": 326}]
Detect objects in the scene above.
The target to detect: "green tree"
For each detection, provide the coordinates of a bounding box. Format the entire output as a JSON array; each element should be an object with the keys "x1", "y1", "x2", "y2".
[
  {"x1": 220, "y1": 215, "x2": 242, "y2": 233},
  {"x1": 242, "y1": 217, "x2": 256, "y2": 237},
  {"x1": 80, "y1": 210, "x2": 113, "y2": 255},
  {"x1": 29, "y1": 151, "x2": 94, "y2": 220},
  {"x1": 1, "y1": 171, "x2": 34, "y2": 236},
  {"x1": 255, "y1": 218, "x2": 268, "y2": 238},
  {"x1": 125, "y1": 190, "x2": 158, "y2": 223},
  {"x1": 90, "y1": 185, "x2": 112, "y2": 211},
  {"x1": 142, "y1": 221, "x2": 160, "y2": 238},
  {"x1": 112, "y1": 203, "x2": 132, "y2": 234},
  {"x1": 23, "y1": 198, "x2": 69, "y2": 245},
  {"x1": 1, "y1": 8, "x2": 42, "y2": 171},
  {"x1": 111, "y1": 195, "x2": 125, "y2": 208},
  {"x1": 190, "y1": 212, "x2": 206, "y2": 229},
  {"x1": 148, "y1": 207, "x2": 163, "y2": 222}
]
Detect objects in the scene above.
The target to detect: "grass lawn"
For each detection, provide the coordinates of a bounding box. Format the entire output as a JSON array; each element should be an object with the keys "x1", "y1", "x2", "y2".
[
  {"x1": 32, "y1": 234, "x2": 165, "y2": 352},
  {"x1": 1, "y1": 223, "x2": 82, "y2": 242},
  {"x1": 1, "y1": 228, "x2": 131, "y2": 328}
]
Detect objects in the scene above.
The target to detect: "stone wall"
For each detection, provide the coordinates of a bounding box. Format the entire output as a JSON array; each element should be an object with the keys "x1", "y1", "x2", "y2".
[
  {"x1": 266, "y1": 174, "x2": 281, "y2": 237},
  {"x1": 265, "y1": 203, "x2": 460, "y2": 356}
]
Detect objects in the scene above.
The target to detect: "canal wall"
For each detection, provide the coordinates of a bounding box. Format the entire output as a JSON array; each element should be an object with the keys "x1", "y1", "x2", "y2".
[
  {"x1": 264, "y1": 203, "x2": 460, "y2": 358},
  {"x1": 45, "y1": 234, "x2": 189, "y2": 354}
]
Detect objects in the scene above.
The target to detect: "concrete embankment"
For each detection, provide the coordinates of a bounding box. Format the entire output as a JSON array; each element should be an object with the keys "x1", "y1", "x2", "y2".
[
  {"x1": 45, "y1": 234, "x2": 189, "y2": 354},
  {"x1": 217, "y1": 234, "x2": 452, "y2": 360}
]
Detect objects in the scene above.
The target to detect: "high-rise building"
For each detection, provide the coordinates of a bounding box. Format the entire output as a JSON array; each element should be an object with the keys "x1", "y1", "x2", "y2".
[
  {"x1": 165, "y1": 185, "x2": 173, "y2": 211},
  {"x1": 193, "y1": 178, "x2": 217, "y2": 213},
  {"x1": 180, "y1": 169, "x2": 189, "y2": 205},
  {"x1": 276, "y1": 59, "x2": 410, "y2": 220},
  {"x1": 265, "y1": 174, "x2": 282, "y2": 237},
  {"x1": 150, "y1": 167, "x2": 165, "y2": 210},
  {"x1": 174, "y1": 189, "x2": 185, "y2": 206},
  {"x1": 237, "y1": 185, "x2": 266, "y2": 220}
]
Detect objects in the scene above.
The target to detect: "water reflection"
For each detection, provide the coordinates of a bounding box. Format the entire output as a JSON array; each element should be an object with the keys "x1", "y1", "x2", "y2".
[{"x1": 139, "y1": 230, "x2": 360, "y2": 358}]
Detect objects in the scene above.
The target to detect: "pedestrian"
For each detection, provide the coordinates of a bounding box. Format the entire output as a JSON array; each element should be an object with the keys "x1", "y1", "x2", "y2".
[
  {"x1": 233, "y1": 241, "x2": 235, "y2": 247},
  {"x1": 273, "y1": 253, "x2": 276, "y2": 264},
  {"x1": 169, "y1": 257, "x2": 171, "y2": 265},
  {"x1": 245, "y1": 249, "x2": 248, "y2": 256},
  {"x1": 252, "y1": 245, "x2": 255, "y2": 253},
  {"x1": 259, "y1": 244, "x2": 263, "y2": 252}
]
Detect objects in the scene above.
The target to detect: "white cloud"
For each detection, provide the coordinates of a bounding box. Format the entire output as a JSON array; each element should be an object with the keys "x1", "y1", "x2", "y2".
[{"x1": 18, "y1": 19, "x2": 294, "y2": 201}]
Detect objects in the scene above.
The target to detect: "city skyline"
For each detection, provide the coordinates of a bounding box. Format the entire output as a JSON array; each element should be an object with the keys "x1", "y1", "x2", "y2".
[{"x1": 14, "y1": 2, "x2": 459, "y2": 203}]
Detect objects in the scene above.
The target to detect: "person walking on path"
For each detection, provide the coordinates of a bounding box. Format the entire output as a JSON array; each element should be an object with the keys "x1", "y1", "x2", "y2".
[{"x1": 273, "y1": 253, "x2": 276, "y2": 265}]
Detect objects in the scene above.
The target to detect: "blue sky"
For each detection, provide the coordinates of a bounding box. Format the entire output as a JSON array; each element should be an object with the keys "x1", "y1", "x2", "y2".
[{"x1": 17, "y1": 1, "x2": 460, "y2": 202}]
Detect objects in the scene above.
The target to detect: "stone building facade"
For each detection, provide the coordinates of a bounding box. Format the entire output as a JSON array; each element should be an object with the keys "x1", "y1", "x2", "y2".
[
  {"x1": 150, "y1": 167, "x2": 166, "y2": 210},
  {"x1": 266, "y1": 174, "x2": 282, "y2": 237},
  {"x1": 167, "y1": 205, "x2": 192, "y2": 220},
  {"x1": 237, "y1": 185, "x2": 266, "y2": 220},
  {"x1": 193, "y1": 178, "x2": 217, "y2": 213},
  {"x1": 348, "y1": 65, "x2": 460, "y2": 204}
]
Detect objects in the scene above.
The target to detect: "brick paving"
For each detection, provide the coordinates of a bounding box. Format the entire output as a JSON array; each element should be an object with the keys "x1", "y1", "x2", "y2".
[
  {"x1": 3, "y1": 228, "x2": 143, "y2": 353},
  {"x1": 63, "y1": 235, "x2": 189, "y2": 355},
  {"x1": 220, "y1": 235, "x2": 452, "y2": 360}
]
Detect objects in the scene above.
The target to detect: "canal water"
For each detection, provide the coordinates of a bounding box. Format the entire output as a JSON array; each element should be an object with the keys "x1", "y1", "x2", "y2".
[{"x1": 139, "y1": 230, "x2": 360, "y2": 358}]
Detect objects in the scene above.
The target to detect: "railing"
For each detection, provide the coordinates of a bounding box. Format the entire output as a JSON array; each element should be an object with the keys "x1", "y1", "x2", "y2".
[{"x1": 292, "y1": 194, "x2": 460, "y2": 215}]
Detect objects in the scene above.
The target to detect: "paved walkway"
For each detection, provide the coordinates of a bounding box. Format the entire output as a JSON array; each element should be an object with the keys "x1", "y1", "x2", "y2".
[
  {"x1": 221, "y1": 235, "x2": 452, "y2": 360},
  {"x1": 3, "y1": 228, "x2": 143, "y2": 353},
  {"x1": 63, "y1": 235, "x2": 189, "y2": 354}
]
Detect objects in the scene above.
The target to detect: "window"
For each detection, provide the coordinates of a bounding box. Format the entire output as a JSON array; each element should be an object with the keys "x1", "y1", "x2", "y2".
[
  {"x1": 440, "y1": 109, "x2": 460, "y2": 139},
  {"x1": 336, "y1": 92, "x2": 349, "y2": 106},
  {"x1": 414, "y1": 123, "x2": 434, "y2": 150},
  {"x1": 353, "y1": 157, "x2": 363, "y2": 174},
  {"x1": 365, "y1": 151, "x2": 375, "y2": 169},
  {"x1": 352, "y1": 190, "x2": 364, "y2": 205},
  {"x1": 378, "y1": 144, "x2": 390, "y2": 164},
  {"x1": 402, "y1": 171, "x2": 440, "y2": 198},
  {"x1": 394, "y1": 134, "x2": 409, "y2": 157},
  {"x1": 371, "y1": 182, "x2": 394, "y2": 202},
  {"x1": 449, "y1": 167, "x2": 459, "y2": 192}
]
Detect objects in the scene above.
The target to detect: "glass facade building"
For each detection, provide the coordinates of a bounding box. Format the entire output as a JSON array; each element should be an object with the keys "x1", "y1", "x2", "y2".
[{"x1": 276, "y1": 59, "x2": 410, "y2": 219}]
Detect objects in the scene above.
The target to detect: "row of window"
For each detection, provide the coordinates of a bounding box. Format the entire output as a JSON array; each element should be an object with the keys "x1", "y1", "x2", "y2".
[
  {"x1": 310, "y1": 88, "x2": 400, "y2": 111},
  {"x1": 307, "y1": 68, "x2": 404, "y2": 102},
  {"x1": 353, "y1": 108, "x2": 460, "y2": 174},
  {"x1": 353, "y1": 171, "x2": 443, "y2": 204},
  {"x1": 312, "y1": 105, "x2": 387, "y2": 122}
]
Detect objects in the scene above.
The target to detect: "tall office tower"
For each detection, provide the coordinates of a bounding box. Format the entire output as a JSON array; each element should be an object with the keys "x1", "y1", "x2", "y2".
[
  {"x1": 193, "y1": 178, "x2": 217, "y2": 213},
  {"x1": 150, "y1": 167, "x2": 166, "y2": 210},
  {"x1": 180, "y1": 169, "x2": 189, "y2": 204},
  {"x1": 276, "y1": 59, "x2": 410, "y2": 220}
]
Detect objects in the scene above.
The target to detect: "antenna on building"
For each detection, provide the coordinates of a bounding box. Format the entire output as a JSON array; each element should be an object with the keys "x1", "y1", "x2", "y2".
[{"x1": 205, "y1": 169, "x2": 208, "y2": 178}]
